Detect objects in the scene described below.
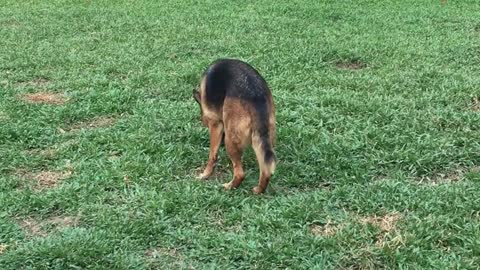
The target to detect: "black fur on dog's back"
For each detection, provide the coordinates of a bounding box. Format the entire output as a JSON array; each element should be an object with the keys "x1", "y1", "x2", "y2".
[{"x1": 203, "y1": 59, "x2": 276, "y2": 169}]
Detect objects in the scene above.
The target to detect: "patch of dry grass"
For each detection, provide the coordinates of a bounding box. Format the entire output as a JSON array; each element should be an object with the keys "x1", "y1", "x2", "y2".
[
  {"x1": 67, "y1": 116, "x2": 117, "y2": 132},
  {"x1": 310, "y1": 219, "x2": 343, "y2": 237},
  {"x1": 360, "y1": 213, "x2": 403, "y2": 248},
  {"x1": 335, "y1": 60, "x2": 367, "y2": 70},
  {"x1": 16, "y1": 169, "x2": 72, "y2": 191},
  {"x1": 21, "y1": 92, "x2": 68, "y2": 105},
  {"x1": 24, "y1": 148, "x2": 57, "y2": 159},
  {"x1": 145, "y1": 247, "x2": 187, "y2": 268},
  {"x1": 418, "y1": 167, "x2": 478, "y2": 185},
  {"x1": 0, "y1": 244, "x2": 7, "y2": 254},
  {"x1": 18, "y1": 216, "x2": 79, "y2": 237},
  {"x1": 360, "y1": 213, "x2": 401, "y2": 232}
]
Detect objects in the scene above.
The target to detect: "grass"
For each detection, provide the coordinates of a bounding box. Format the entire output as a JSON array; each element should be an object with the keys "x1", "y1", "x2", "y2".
[{"x1": 1, "y1": 0, "x2": 480, "y2": 268}]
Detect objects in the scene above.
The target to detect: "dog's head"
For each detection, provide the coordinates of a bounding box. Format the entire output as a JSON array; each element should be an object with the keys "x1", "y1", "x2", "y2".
[
  {"x1": 193, "y1": 88, "x2": 201, "y2": 104},
  {"x1": 192, "y1": 88, "x2": 207, "y2": 127}
]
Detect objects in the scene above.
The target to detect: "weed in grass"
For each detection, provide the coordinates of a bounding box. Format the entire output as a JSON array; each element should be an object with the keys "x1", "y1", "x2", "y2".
[{"x1": 472, "y1": 96, "x2": 479, "y2": 111}]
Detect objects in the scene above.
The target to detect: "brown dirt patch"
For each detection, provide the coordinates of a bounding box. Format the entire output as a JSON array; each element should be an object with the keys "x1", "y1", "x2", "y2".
[
  {"x1": 21, "y1": 92, "x2": 68, "y2": 105},
  {"x1": 310, "y1": 219, "x2": 343, "y2": 237},
  {"x1": 68, "y1": 116, "x2": 117, "y2": 132},
  {"x1": 335, "y1": 60, "x2": 367, "y2": 70},
  {"x1": 16, "y1": 169, "x2": 72, "y2": 190},
  {"x1": 18, "y1": 216, "x2": 79, "y2": 237},
  {"x1": 0, "y1": 244, "x2": 7, "y2": 254},
  {"x1": 472, "y1": 96, "x2": 479, "y2": 111}
]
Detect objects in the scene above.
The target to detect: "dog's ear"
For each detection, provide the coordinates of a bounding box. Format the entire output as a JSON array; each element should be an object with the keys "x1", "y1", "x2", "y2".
[{"x1": 193, "y1": 89, "x2": 201, "y2": 104}]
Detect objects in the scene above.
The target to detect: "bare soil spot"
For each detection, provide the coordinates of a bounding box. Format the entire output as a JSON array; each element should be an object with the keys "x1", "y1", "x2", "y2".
[
  {"x1": 16, "y1": 169, "x2": 72, "y2": 191},
  {"x1": 18, "y1": 216, "x2": 79, "y2": 237},
  {"x1": 335, "y1": 60, "x2": 367, "y2": 70},
  {"x1": 68, "y1": 116, "x2": 117, "y2": 132},
  {"x1": 21, "y1": 92, "x2": 68, "y2": 105},
  {"x1": 472, "y1": 96, "x2": 479, "y2": 111}
]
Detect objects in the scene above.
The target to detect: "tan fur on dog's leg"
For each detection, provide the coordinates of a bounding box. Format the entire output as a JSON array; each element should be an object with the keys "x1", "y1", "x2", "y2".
[
  {"x1": 197, "y1": 121, "x2": 223, "y2": 179},
  {"x1": 223, "y1": 135, "x2": 245, "y2": 190}
]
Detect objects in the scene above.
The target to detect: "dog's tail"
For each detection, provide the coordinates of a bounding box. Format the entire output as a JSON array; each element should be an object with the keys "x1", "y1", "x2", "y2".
[
  {"x1": 252, "y1": 112, "x2": 276, "y2": 178},
  {"x1": 261, "y1": 135, "x2": 276, "y2": 175}
]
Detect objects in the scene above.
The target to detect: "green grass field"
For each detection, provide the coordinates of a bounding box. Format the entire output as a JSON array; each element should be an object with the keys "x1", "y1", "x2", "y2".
[{"x1": 1, "y1": 0, "x2": 480, "y2": 269}]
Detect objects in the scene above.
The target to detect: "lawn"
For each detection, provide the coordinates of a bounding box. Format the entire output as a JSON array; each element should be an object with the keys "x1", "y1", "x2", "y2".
[{"x1": 1, "y1": 0, "x2": 480, "y2": 269}]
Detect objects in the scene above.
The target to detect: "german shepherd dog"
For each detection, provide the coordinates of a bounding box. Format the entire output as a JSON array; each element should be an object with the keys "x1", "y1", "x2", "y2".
[{"x1": 193, "y1": 59, "x2": 276, "y2": 194}]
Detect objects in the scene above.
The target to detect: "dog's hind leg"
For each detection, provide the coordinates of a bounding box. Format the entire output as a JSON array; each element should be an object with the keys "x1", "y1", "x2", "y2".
[
  {"x1": 251, "y1": 133, "x2": 276, "y2": 194},
  {"x1": 223, "y1": 135, "x2": 246, "y2": 190},
  {"x1": 198, "y1": 121, "x2": 223, "y2": 179}
]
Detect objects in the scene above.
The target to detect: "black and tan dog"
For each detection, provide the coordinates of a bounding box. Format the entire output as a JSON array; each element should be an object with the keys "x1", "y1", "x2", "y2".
[{"x1": 193, "y1": 59, "x2": 276, "y2": 194}]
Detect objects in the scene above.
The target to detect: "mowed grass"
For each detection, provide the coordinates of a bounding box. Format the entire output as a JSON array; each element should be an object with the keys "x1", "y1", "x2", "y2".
[{"x1": 1, "y1": 0, "x2": 480, "y2": 268}]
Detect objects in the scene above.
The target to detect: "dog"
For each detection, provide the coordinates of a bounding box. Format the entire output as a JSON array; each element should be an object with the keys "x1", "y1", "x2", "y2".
[{"x1": 193, "y1": 59, "x2": 276, "y2": 194}]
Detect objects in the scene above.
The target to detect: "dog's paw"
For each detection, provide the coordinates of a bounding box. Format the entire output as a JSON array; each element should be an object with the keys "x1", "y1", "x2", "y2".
[
  {"x1": 196, "y1": 168, "x2": 213, "y2": 180},
  {"x1": 223, "y1": 181, "x2": 233, "y2": 190},
  {"x1": 252, "y1": 186, "x2": 265, "y2": 194},
  {"x1": 196, "y1": 172, "x2": 210, "y2": 180}
]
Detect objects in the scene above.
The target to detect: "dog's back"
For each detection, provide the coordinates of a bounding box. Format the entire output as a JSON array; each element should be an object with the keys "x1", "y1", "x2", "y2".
[
  {"x1": 203, "y1": 59, "x2": 271, "y2": 109},
  {"x1": 195, "y1": 59, "x2": 276, "y2": 193}
]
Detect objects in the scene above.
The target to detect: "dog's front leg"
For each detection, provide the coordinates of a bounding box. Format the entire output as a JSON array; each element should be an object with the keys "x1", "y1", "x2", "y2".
[{"x1": 197, "y1": 121, "x2": 223, "y2": 179}]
